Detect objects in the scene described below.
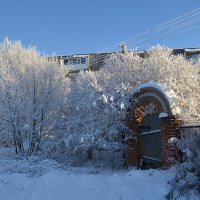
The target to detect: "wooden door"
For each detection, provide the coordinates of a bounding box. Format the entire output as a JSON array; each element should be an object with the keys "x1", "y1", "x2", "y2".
[{"x1": 139, "y1": 113, "x2": 162, "y2": 169}]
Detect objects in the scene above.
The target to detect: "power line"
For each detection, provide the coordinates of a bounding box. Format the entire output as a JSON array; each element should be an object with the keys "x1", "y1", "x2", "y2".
[
  {"x1": 96, "y1": 8, "x2": 200, "y2": 54},
  {"x1": 128, "y1": 10, "x2": 200, "y2": 49},
  {"x1": 96, "y1": 30, "x2": 151, "y2": 53},
  {"x1": 80, "y1": 8, "x2": 200, "y2": 67},
  {"x1": 160, "y1": 17, "x2": 200, "y2": 35},
  {"x1": 180, "y1": 23, "x2": 200, "y2": 34},
  {"x1": 155, "y1": 7, "x2": 200, "y2": 30}
]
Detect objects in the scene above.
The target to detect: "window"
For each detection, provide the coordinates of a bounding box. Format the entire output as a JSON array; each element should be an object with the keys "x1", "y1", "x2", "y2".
[
  {"x1": 63, "y1": 57, "x2": 87, "y2": 65},
  {"x1": 93, "y1": 59, "x2": 97, "y2": 66},
  {"x1": 81, "y1": 58, "x2": 86, "y2": 64},
  {"x1": 77, "y1": 59, "x2": 81, "y2": 64},
  {"x1": 68, "y1": 59, "x2": 73, "y2": 64},
  {"x1": 64, "y1": 59, "x2": 68, "y2": 65},
  {"x1": 73, "y1": 59, "x2": 77, "y2": 65},
  {"x1": 64, "y1": 58, "x2": 73, "y2": 65}
]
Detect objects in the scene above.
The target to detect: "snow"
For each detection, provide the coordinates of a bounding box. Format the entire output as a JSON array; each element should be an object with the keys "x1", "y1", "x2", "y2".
[
  {"x1": 184, "y1": 48, "x2": 200, "y2": 52},
  {"x1": 168, "y1": 137, "x2": 178, "y2": 145},
  {"x1": 120, "y1": 102, "x2": 125, "y2": 109},
  {"x1": 0, "y1": 168, "x2": 173, "y2": 200},
  {"x1": 179, "y1": 124, "x2": 200, "y2": 128},
  {"x1": 102, "y1": 94, "x2": 108, "y2": 103},
  {"x1": 159, "y1": 112, "x2": 169, "y2": 118},
  {"x1": 23, "y1": 124, "x2": 30, "y2": 131},
  {"x1": 132, "y1": 81, "x2": 181, "y2": 115},
  {"x1": 110, "y1": 96, "x2": 114, "y2": 102},
  {"x1": 0, "y1": 148, "x2": 174, "y2": 200}
]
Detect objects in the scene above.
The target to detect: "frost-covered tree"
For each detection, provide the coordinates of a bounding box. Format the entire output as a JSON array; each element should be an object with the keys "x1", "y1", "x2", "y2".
[
  {"x1": 166, "y1": 129, "x2": 200, "y2": 200},
  {"x1": 103, "y1": 46, "x2": 200, "y2": 123},
  {"x1": 0, "y1": 39, "x2": 69, "y2": 155}
]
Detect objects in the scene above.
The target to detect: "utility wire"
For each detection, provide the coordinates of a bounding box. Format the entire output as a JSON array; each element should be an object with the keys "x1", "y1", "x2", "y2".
[
  {"x1": 88, "y1": 8, "x2": 200, "y2": 64},
  {"x1": 96, "y1": 8, "x2": 200, "y2": 54},
  {"x1": 155, "y1": 7, "x2": 200, "y2": 30},
  {"x1": 63, "y1": 8, "x2": 200, "y2": 68}
]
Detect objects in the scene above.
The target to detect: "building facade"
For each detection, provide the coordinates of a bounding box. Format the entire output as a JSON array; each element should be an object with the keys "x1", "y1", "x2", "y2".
[{"x1": 48, "y1": 47, "x2": 200, "y2": 76}]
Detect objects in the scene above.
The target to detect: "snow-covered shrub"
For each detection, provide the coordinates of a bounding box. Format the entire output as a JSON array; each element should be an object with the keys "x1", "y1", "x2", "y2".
[
  {"x1": 58, "y1": 71, "x2": 132, "y2": 166},
  {"x1": 166, "y1": 129, "x2": 200, "y2": 200},
  {"x1": 0, "y1": 39, "x2": 69, "y2": 155}
]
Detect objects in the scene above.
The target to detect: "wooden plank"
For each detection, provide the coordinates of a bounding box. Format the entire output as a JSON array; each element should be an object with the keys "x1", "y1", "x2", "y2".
[
  {"x1": 141, "y1": 130, "x2": 162, "y2": 160},
  {"x1": 140, "y1": 129, "x2": 160, "y2": 136},
  {"x1": 142, "y1": 156, "x2": 162, "y2": 162}
]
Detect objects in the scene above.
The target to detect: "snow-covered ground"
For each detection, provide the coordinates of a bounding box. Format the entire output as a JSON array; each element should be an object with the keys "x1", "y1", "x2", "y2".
[{"x1": 0, "y1": 147, "x2": 173, "y2": 200}]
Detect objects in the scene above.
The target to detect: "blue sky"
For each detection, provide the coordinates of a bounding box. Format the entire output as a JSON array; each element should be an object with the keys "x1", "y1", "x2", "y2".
[{"x1": 0, "y1": 0, "x2": 200, "y2": 55}]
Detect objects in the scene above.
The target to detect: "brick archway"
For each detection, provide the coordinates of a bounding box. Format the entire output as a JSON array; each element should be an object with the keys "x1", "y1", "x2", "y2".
[{"x1": 127, "y1": 82, "x2": 181, "y2": 168}]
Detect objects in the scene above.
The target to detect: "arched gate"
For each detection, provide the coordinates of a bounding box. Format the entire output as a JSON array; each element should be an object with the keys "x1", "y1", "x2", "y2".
[{"x1": 127, "y1": 82, "x2": 181, "y2": 168}]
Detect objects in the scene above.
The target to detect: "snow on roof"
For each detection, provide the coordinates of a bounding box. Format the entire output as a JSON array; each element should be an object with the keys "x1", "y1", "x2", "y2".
[
  {"x1": 184, "y1": 48, "x2": 200, "y2": 52},
  {"x1": 132, "y1": 81, "x2": 181, "y2": 115},
  {"x1": 61, "y1": 54, "x2": 89, "y2": 58}
]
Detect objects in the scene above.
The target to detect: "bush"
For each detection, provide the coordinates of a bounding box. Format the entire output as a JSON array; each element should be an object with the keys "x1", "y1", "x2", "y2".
[{"x1": 166, "y1": 129, "x2": 200, "y2": 199}]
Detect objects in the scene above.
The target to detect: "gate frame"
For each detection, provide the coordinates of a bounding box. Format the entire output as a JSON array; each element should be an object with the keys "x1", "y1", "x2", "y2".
[{"x1": 127, "y1": 82, "x2": 181, "y2": 168}]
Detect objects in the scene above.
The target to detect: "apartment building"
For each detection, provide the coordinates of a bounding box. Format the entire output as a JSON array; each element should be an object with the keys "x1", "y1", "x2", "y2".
[{"x1": 47, "y1": 47, "x2": 200, "y2": 77}]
